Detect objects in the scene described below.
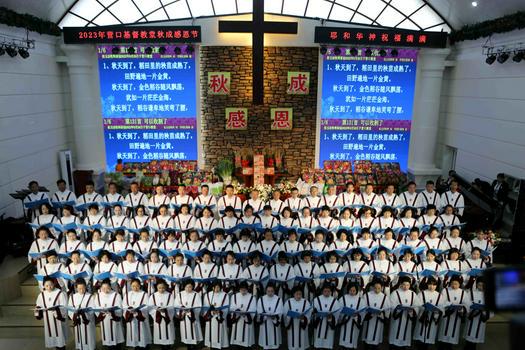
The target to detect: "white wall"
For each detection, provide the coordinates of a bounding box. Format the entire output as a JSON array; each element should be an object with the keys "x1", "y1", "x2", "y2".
[
  {"x1": 0, "y1": 24, "x2": 71, "y2": 218},
  {"x1": 438, "y1": 29, "x2": 525, "y2": 182}
]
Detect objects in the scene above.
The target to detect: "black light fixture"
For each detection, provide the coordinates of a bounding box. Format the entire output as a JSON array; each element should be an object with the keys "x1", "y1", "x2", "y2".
[
  {"x1": 512, "y1": 51, "x2": 524, "y2": 62},
  {"x1": 320, "y1": 46, "x2": 327, "y2": 55},
  {"x1": 111, "y1": 46, "x2": 120, "y2": 54},
  {"x1": 365, "y1": 48, "x2": 372, "y2": 57},
  {"x1": 379, "y1": 49, "x2": 387, "y2": 57},
  {"x1": 350, "y1": 47, "x2": 358, "y2": 56},
  {"x1": 186, "y1": 45, "x2": 194, "y2": 54},
  {"x1": 333, "y1": 47, "x2": 341, "y2": 55},
  {"x1": 18, "y1": 47, "x2": 29, "y2": 59},
  {"x1": 485, "y1": 54, "x2": 496, "y2": 65},
  {"x1": 390, "y1": 48, "x2": 399, "y2": 57},
  {"x1": 497, "y1": 52, "x2": 509, "y2": 63},
  {"x1": 127, "y1": 46, "x2": 135, "y2": 54},
  {"x1": 6, "y1": 46, "x2": 17, "y2": 57},
  {"x1": 144, "y1": 46, "x2": 153, "y2": 55},
  {"x1": 0, "y1": 45, "x2": 4, "y2": 56},
  {"x1": 159, "y1": 46, "x2": 167, "y2": 55},
  {"x1": 174, "y1": 46, "x2": 182, "y2": 55}
]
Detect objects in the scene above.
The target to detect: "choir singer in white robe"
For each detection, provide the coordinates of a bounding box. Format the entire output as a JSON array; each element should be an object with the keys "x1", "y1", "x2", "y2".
[
  {"x1": 35, "y1": 277, "x2": 68, "y2": 349},
  {"x1": 68, "y1": 279, "x2": 96, "y2": 350},
  {"x1": 256, "y1": 283, "x2": 283, "y2": 349},
  {"x1": 283, "y1": 286, "x2": 311, "y2": 350},
  {"x1": 175, "y1": 280, "x2": 203, "y2": 349},
  {"x1": 148, "y1": 279, "x2": 176, "y2": 349},
  {"x1": 229, "y1": 281, "x2": 257, "y2": 348}
]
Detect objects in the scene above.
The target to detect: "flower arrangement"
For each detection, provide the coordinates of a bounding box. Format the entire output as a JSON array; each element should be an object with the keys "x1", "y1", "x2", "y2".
[
  {"x1": 276, "y1": 180, "x2": 295, "y2": 195},
  {"x1": 215, "y1": 158, "x2": 235, "y2": 184},
  {"x1": 250, "y1": 184, "x2": 275, "y2": 202}
]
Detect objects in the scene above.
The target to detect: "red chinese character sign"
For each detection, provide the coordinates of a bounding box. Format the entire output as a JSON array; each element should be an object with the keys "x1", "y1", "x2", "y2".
[
  {"x1": 271, "y1": 108, "x2": 293, "y2": 130},
  {"x1": 208, "y1": 72, "x2": 230, "y2": 95},
  {"x1": 287, "y1": 72, "x2": 310, "y2": 95},
  {"x1": 225, "y1": 108, "x2": 248, "y2": 130}
]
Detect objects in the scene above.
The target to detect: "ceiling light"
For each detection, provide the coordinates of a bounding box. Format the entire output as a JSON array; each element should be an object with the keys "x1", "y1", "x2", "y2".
[
  {"x1": 6, "y1": 46, "x2": 17, "y2": 57},
  {"x1": 471, "y1": 2, "x2": 478, "y2": 7},
  {"x1": 497, "y1": 52, "x2": 509, "y2": 63},
  {"x1": 319, "y1": 46, "x2": 327, "y2": 55},
  {"x1": 485, "y1": 54, "x2": 496, "y2": 65},
  {"x1": 18, "y1": 47, "x2": 29, "y2": 59}
]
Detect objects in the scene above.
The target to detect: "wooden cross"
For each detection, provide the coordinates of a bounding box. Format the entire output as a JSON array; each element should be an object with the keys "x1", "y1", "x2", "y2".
[{"x1": 218, "y1": 0, "x2": 298, "y2": 105}]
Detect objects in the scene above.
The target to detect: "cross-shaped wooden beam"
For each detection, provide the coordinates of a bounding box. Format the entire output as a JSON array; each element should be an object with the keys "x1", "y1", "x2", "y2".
[{"x1": 218, "y1": 0, "x2": 298, "y2": 105}]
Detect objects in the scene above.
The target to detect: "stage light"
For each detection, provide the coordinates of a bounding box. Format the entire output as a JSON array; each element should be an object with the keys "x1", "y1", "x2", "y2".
[
  {"x1": 485, "y1": 54, "x2": 496, "y2": 65},
  {"x1": 390, "y1": 48, "x2": 399, "y2": 57},
  {"x1": 320, "y1": 46, "x2": 327, "y2": 55},
  {"x1": 497, "y1": 52, "x2": 509, "y2": 63},
  {"x1": 350, "y1": 47, "x2": 358, "y2": 56},
  {"x1": 144, "y1": 46, "x2": 153, "y2": 55},
  {"x1": 471, "y1": 1, "x2": 478, "y2": 7},
  {"x1": 18, "y1": 47, "x2": 29, "y2": 59},
  {"x1": 127, "y1": 46, "x2": 135, "y2": 54},
  {"x1": 0, "y1": 46, "x2": 4, "y2": 56},
  {"x1": 186, "y1": 45, "x2": 194, "y2": 54},
  {"x1": 111, "y1": 46, "x2": 120, "y2": 54},
  {"x1": 365, "y1": 48, "x2": 372, "y2": 57},
  {"x1": 333, "y1": 47, "x2": 341, "y2": 55},
  {"x1": 379, "y1": 49, "x2": 387, "y2": 57},
  {"x1": 174, "y1": 46, "x2": 182, "y2": 55},
  {"x1": 6, "y1": 46, "x2": 17, "y2": 57},
  {"x1": 159, "y1": 46, "x2": 167, "y2": 55},
  {"x1": 512, "y1": 51, "x2": 524, "y2": 62}
]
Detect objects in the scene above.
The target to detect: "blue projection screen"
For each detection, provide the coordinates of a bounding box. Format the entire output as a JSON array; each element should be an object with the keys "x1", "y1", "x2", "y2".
[
  {"x1": 97, "y1": 45, "x2": 198, "y2": 171},
  {"x1": 318, "y1": 48, "x2": 418, "y2": 170}
]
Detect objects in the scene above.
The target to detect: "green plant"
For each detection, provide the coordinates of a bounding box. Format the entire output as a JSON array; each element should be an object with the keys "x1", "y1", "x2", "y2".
[{"x1": 215, "y1": 158, "x2": 234, "y2": 181}]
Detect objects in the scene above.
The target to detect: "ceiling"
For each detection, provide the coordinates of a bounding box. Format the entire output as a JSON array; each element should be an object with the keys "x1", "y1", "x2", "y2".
[{"x1": 1, "y1": 0, "x2": 524, "y2": 31}]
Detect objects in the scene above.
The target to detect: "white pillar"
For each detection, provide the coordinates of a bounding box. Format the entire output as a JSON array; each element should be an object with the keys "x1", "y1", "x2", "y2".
[
  {"x1": 408, "y1": 48, "x2": 451, "y2": 186},
  {"x1": 61, "y1": 44, "x2": 105, "y2": 172}
]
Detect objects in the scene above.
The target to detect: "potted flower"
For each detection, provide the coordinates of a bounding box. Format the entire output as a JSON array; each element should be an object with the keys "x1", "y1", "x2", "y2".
[{"x1": 215, "y1": 158, "x2": 235, "y2": 185}]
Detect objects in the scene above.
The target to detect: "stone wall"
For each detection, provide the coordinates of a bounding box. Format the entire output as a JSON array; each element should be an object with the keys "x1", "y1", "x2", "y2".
[{"x1": 200, "y1": 46, "x2": 318, "y2": 178}]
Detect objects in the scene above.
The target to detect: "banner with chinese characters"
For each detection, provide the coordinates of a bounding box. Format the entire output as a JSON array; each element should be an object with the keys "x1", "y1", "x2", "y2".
[
  {"x1": 271, "y1": 108, "x2": 293, "y2": 130},
  {"x1": 318, "y1": 48, "x2": 418, "y2": 170},
  {"x1": 208, "y1": 72, "x2": 230, "y2": 95},
  {"x1": 97, "y1": 45, "x2": 198, "y2": 170},
  {"x1": 225, "y1": 108, "x2": 248, "y2": 130},
  {"x1": 287, "y1": 71, "x2": 310, "y2": 94}
]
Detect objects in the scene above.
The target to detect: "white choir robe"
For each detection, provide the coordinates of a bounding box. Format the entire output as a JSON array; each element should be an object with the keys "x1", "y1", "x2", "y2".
[
  {"x1": 306, "y1": 241, "x2": 330, "y2": 260},
  {"x1": 84, "y1": 239, "x2": 106, "y2": 260},
  {"x1": 360, "y1": 192, "x2": 384, "y2": 214},
  {"x1": 193, "y1": 262, "x2": 218, "y2": 292},
  {"x1": 148, "y1": 291, "x2": 176, "y2": 345},
  {"x1": 400, "y1": 217, "x2": 417, "y2": 230},
  {"x1": 68, "y1": 292, "x2": 96, "y2": 350},
  {"x1": 218, "y1": 262, "x2": 242, "y2": 293},
  {"x1": 256, "y1": 240, "x2": 280, "y2": 264},
  {"x1": 93, "y1": 260, "x2": 117, "y2": 287},
  {"x1": 195, "y1": 216, "x2": 219, "y2": 238},
  {"x1": 381, "y1": 193, "x2": 402, "y2": 211},
  {"x1": 269, "y1": 263, "x2": 296, "y2": 299},
  {"x1": 108, "y1": 240, "x2": 133, "y2": 258},
  {"x1": 175, "y1": 290, "x2": 203, "y2": 344},
  {"x1": 29, "y1": 238, "x2": 59, "y2": 271},
  {"x1": 208, "y1": 239, "x2": 232, "y2": 262},
  {"x1": 218, "y1": 216, "x2": 240, "y2": 238},
  {"x1": 203, "y1": 291, "x2": 230, "y2": 349},
  {"x1": 128, "y1": 214, "x2": 151, "y2": 239},
  {"x1": 57, "y1": 214, "x2": 82, "y2": 237},
  {"x1": 125, "y1": 191, "x2": 149, "y2": 216},
  {"x1": 260, "y1": 215, "x2": 279, "y2": 231},
  {"x1": 167, "y1": 263, "x2": 192, "y2": 294},
  {"x1": 144, "y1": 261, "x2": 167, "y2": 294},
  {"x1": 355, "y1": 238, "x2": 378, "y2": 260},
  {"x1": 344, "y1": 260, "x2": 370, "y2": 287},
  {"x1": 170, "y1": 195, "x2": 193, "y2": 215},
  {"x1": 242, "y1": 264, "x2": 269, "y2": 296},
  {"x1": 438, "y1": 288, "x2": 471, "y2": 345},
  {"x1": 122, "y1": 290, "x2": 151, "y2": 347},
  {"x1": 388, "y1": 289, "x2": 422, "y2": 347},
  {"x1": 338, "y1": 294, "x2": 362, "y2": 349},
  {"x1": 174, "y1": 213, "x2": 196, "y2": 233},
  {"x1": 369, "y1": 259, "x2": 396, "y2": 292},
  {"x1": 466, "y1": 238, "x2": 493, "y2": 261},
  {"x1": 441, "y1": 190, "x2": 465, "y2": 216},
  {"x1": 464, "y1": 289, "x2": 492, "y2": 343},
  {"x1": 317, "y1": 262, "x2": 345, "y2": 294},
  {"x1": 280, "y1": 240, "x2": 304, "y2": 260},
  {"x1": 393, "y1": 260, "x2": 417, "y2": 286},
  {"x1": 256, "y1": 295, "x2": 283, "y2": 349},
  {"x1": 321, "y1": 194, "x2": 339, "y2": 210},
  {"x1": 418, "y1": 261, "x2": 443, "y2": 282},
  {"x1": 336, "y1": 191, "x2": 362, "y2": 209},
  {"x1": 284, "y1": 196, "x2": 302, "y2": 212},
  {"x1": 133, "y1": 239, "x2": 158, "y2": 261},
  {"x1": 439, "y1": 213, "x2": 461, "y2": 236},
  {"x1": 76, "y1": 192, "x2": 101, "y2": 207},
  {"x1": 414, "y1": 290, "x2": 445, "y2": 344},
  {"x1": 318, "y1": 216, "x2": 339, "y2": 233},
  {"x1": 217, "y1": 195, "x2": 242, "y2": 213},
  {"x1": 418, "y1": 214, "x2": 443, "y2": 228},
  {"x1": 151, "y1": 215, "x2": 174, "y2": 241},
  {"x1": 32, "y1": 214, "x2": 59, "y2": 238},
  {"x1": 416, "y1": 190, "x2": 442, "y2": 210},
  {"x1": 62, "y1": 262, "x2": 92, "y2": 288},
  {"x1": 301, "y1": 196, "x2": 321, "y2": 211},
  {"x1": 52, "y1": 189, "x2": 77, "y2": 207},
  {"x1": 233, "y1": 239, "x2": 256, "y2": 267},
  {"x1": 230, "y1": 292, "x2": 257, "y2": 347},
  {"x1": 35, "y1": 289, "x2": 68, "y2": 348},
  {"x1": 148, "y1": 194, "x2": 170, "y2": 216},
  {"x1": 356, "y1": 216, "x2": 375, "y2": 231},
  {"x1": 194, "y1": 194, "x2": 217, "y2": 212},
  {"x1": 106, "y1": 214, "x2": 129, "y2": 233},
  {"x1": 441, "y1": 260, "x2": 464, "y2": 287},
  {"x1": 24, "y1": 192, "x2": 50, "y2": 220},
  {"x1": 95, "y1": 291, "x2": 124, "y2": 346},
  {"x1": 294, "y1": 262, "x2": 320, "y2": 300},
  {"x1": 313, "y1": 295, "x2": 341, "y2": 349},
  {"x1": 283, "y1": 298, "x2": 311, "y2": 350},
  {"x1": 116, "y1": 261, "x2": 144, "y2": 293},
  {"x1": 59, "y1": 239, "x2": 85, "y2": 262},
  {"x1": 267, "y1": 199, "x2": 284, "y2": 215},
  {"x1": 39, "y1": 262, "x2": 66, "y2": 290},
  {"x1": 361, "y1": 291, "x2": 390, "y2": 346},
  {"x1": 243, "y1": 198, "x2": 264, "y2": 213},
  {"x1": 82, "y1": 214, "x2": 107, "y2": 240},
  {"x1": 400, "y1": 191, "x2": 419, "y2": 209}
]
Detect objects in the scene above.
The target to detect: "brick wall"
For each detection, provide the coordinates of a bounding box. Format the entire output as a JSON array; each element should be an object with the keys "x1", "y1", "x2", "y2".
[{"x1": 200, "y1": 46, "x2": 319, "y2": 178}]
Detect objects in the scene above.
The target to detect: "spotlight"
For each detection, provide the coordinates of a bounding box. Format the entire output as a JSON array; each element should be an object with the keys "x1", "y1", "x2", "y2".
[
  {"x1": 512, "y1": 51, "x2": 524, "y2": 62},
  {"x1": 111, "y1": 46, "x2": 120, "y2": 54},
  {"x1": 186, "y1": 45, "x2": 194, "y2": 54},
  {"x1": 472, "y1": 1, "x2": 478, "y2": 7},
  {"x1": 485, "y1": 54, "x2": 496, "y2": 65},
  {"x1": 174, "y1": 46, "x2": 182, "y2": 55},
  {"x1": 0, "y1": 46, "x2": 4, "y2": 56},
  {"x1": 350, "y1": 47, "x2": 358, "y2": 56},
  {"x1": 18, "y1": 47, "x2": 29, "y2": 59},
  {"x1": 159, "y1": 46, "x2": 167, "y2": 55},
  {"x1": 379, "y1": 49, "x2": 387, "y2": 57},
  {"x1": 6, "y1": 46, "x2": 17, "y2": 57},
  {"x1": 127, "y1": 46, "x2": 135, "y2": 54},
  {"x1": 390, "y1": 48, "x2": 399, "y2": 57},
  {"x1": 365, "y1": 48, "x2": 372, "y2": 57},
  {"x1": 333, "y1": 47, "x2": 341, "y2": 55},
  {"x1": 320, "y1": 46, "x2": 327, "y2": 55},
  {"x1": 144, "y1": 46, "x2": 153, "y2": 55},
  {"x1": 497, "y1": 52, "x2": 509, "y2": 63}
]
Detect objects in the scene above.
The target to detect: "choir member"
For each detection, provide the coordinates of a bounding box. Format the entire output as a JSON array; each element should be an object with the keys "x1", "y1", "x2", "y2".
[
  {"x1": 24, "y1": 180, "x2": 50, "y2": 221},
  {"x1": 417, "y1": 204, "x2": 443, "y2": 227},
  {"x1": 260, "y1": 205, "x2": 279, "y2": 234},
  {"x1": 256, "y1": 229, "x2": 280, "y2": 264},
  {"x1": 377, "y1": 228, "x2": 398, "y2": 263},
  {"x1": 441, "y1": 248, "x2": 464, "y2": 288},
  {"x1": 76, "y1": 181, "x2": 101, "y2": 217},
  {"x1": 218, "y1": 251, "x2": 242, "y2": 293},
  {"x1": 229, "y1": 281, "x2": 257, "y2": 349},
  {"x1": 464, "y1": 277, "x2": 492, "y2": 349},
  {"x1": 280, "y1": 230, "x2": 303, "y2": 261},
  {"x1": 128, "y1": 205, "x2": 150, "y2": 242},
  {"x1": 312, "y1": 283, "x2": 341, "y2": 349},
  {"x1": 108, "y1": 229, "x2": 132, "y2": 257},
  {"x1": 361, "y1": 278, "x2": 390, "y2": 349},
  {"x1": 338, "y1": 283, "x2": 363, "y2": 350},
  {"x1": 439, "y1": 204, "x2": 462, "y2": 236},
  {"x1": 321, "y1": 185, "x2": 338, "y2": 210},
  {"x1": 218, "y1": 206, "x2": 240, "y2": 239},
  {"x1": 218, "y1": 185, "x2": 242, "y2": 214},
  {"x1": 166, "y1": 253, "x2": 192, "y2": 294},
  {"x1": 243, "y1": 188, "x2": 264, "y2": 213},
  {"x1": 399, "y1": 207, "x2": 418, "y2": 234},
  {"x1": 193, "y1": 184, "x2": 217, "y2": 217},
  {"x1": 116, "y1": 250, "x2": 144, "y2": 294},
  {"x1": 35, "y1": 276, "x2": 68, "y2": 349},
  {"x1": 106, "y1": 204, "x2": 128, "y2": 239},
  {"x1": 148, "y1": 185, "x2": 170, "y2": 217},
  {"x1": 381, "y1": 184, "x2": 402, "y2": 213},
  {"x1": 466, "y1": 230, "x2": 493, "y2": 264},
  {"x1": 343, "y1": 248, "x2": 370, "y2": 289},
  {"x1": 174, "y1": 204, "x2": 196, "y2": 236},
  {"x1": 368, "y1": 247, "x2": 396, "y2": 294},
  {"x1": 336, "y1": 181, "x2": 362, "y2": 211},
  {"x1": 301, "y1": 185, "x2": 321, "y2": 212},
  {"x1": 52, "y1": 179, "x2": 76, "y2": 213},
  {"x1": 150, "y1": 204, "x2": 174, "y2": 242},
  {"x1": 39, "y1": 251, "x2": 66, "y2": 290},
  {"x1": 95, "y1": 279, "x2": 124, "y2": 348},
  {"x1": 269, "y1": 251, "x2": 296, "y2": 299},
  {"x1": 93, "y1": 250, "x2": 117, "y2": 289},
  {"x1": 124, "y1": 181, "x2": 149, "y2": 217},
  {"x1": 203, "y1": 281, "x2": 230, "y2": 349},
  {"x1": 122, "y1": 278, "x2": 151, "y2": 348},
  {"x1": 438, "y1": 275, "x2": 471, "y2": 349},
  {"x1": 57, "y1": 205, "x2": 81, "y2": 239},
  {"x1": 283, "y1": 286, "x2": 311, "y2": 350},
  {"x1": 68, "y1": 279, "x2": 96, "y2": 350},
  {"x1": 284, "y1": 187, "x2": 302, "y2": 213},
  {"x1": 294, "y1": 250, "x2": 319, "y2": 301},
  {"x1": 360, "y1": 183, "x2": 384, "y2": 215},
  {"x1": 208, "y1": 229, "x2": 233, "y2": 263},
  {"x1": 102, "y1": 182, "x2": 124, "y2": 217},
  {"x1": 305, "y1": 230, "x2": 330, "y2": 263},
  {"x1": 256, "y1": 283, "x2": 283, "y2": 349},
  {"x1": 267, "y1": 189, "x2": 284, "y2": 215},
  {"x1": 414, "y1": 277, "x2": 444, "y2": 348},
  {"x1": 193, "y1": 250, "x2": 218, "y2": 293},
  {"x1": 441, "y1": 180, "x2": 465, "y2": 216},
  {"x1": 317, "y1": 251, "x2": 345, "y2": 296},
  {"x1": 242, "y1": 251, "x2": 270, "y2": 297},
  {"x1": 355, "y1": 228, "x2": 378, "y2": 261},
  {"x1": 143, "y1": 250, "x2": 167, "y2": 294},
  {"x1": 32, "y1": 203, "x2": 59, "y2": 238},
  {"x1": 232, "y1": 229, "x2": 257, "y2": 266},
  {"x1": 443, "y1": 226, "x2": 467, "y2": 257},
  {"x1": 59, "y1": 229, "x2": 85, "y2": 263},
  {"x1": 389, "y1": 276, "x2": 421, "y2": 348},
  {"x1": 175, "y1": 280, "x2": 203, "y2": 349},
  {"x1": 171, "y1": 184, "x2": 193, "y2": 214},
  {"x1": 400, "y1": 181, "x2": 420, "y2": 212},
  {"x1": 62, "y1": 251, "x2": 92, "y2": 290},
  {"x1": 148, "y1": 279, "x2": 176, "y2": 349},
  {"x1": 417, "y1": 181, "x2": 442, "y2": 212},
  {"x1": 82, "y1": 204, "x2": 106, "y2": 240},
  {"x1": 356, "y1": 207, "x2": 375, "y2": 230},
  {"x1": 195, "y1": 206, "x2": 219, "y2": 238},
  {"x1": 158, "y1": 230, "x2": 181, "y2": 265},
  {"x1": 317, "y1": 205, "x2": 339, "y2": 232}
]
